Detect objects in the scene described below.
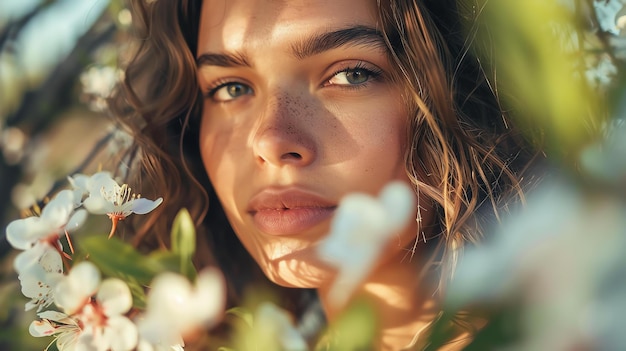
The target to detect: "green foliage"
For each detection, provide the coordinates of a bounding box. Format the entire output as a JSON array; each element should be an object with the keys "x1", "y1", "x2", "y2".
[
  {"x1": 226, "y1": 288, "x2": 285, "y2": 351},
  {"x1": 80, "y1": 236, "x2": 159, "y2": 285},
  {"x1": 462, "y1": 305, "x2": 524, "y2": 351},
  {"x1": 170, "y1": 208, "x2": 197, "y2": 280},
  {"x1": 468, "y1": 0, "x2": 604, "y2": 161},
  {"x1": 76, "y1": 208, "x2": 199, "y2": 310},
  {"x1": 317, "y1": 299, "x2": 378, "y2": 351}
]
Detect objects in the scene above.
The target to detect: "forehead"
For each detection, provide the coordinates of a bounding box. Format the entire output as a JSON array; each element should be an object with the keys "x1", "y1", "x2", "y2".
[{"x1": 197, "y1": 0, "x2": 379, "y2": 54}]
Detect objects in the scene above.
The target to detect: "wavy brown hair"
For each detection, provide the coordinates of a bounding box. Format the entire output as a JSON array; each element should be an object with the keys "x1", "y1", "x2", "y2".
[
  {"x1": 110, "y1": 0, "x2": 540, "y2": 344},
  {"x1": 377, "y1": 0, "x2": 539, "y2": 292}
]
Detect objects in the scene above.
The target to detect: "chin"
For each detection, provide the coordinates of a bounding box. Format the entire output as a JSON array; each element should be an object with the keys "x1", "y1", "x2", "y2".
[{"x1": 262, "y1": 257, "x2": 334, "y2": 289}]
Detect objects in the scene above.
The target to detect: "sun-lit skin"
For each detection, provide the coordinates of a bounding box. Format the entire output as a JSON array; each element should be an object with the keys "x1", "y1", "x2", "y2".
[{"x1": 197, "y1": 0, "x2": 442, "y2": 349}]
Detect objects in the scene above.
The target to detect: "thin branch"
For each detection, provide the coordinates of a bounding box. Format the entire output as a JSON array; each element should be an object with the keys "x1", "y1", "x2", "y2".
[
  {"x1": 0, "y1": 0, "x2": 56, "y2": 52},
  {"x1": 6, "y1": 12, "x2": 116, "y2": 132}
]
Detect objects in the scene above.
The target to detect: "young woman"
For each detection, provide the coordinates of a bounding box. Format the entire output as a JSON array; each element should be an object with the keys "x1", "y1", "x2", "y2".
[{"x1": 111, "y1": 0, "x2": 539, "y2": 349}]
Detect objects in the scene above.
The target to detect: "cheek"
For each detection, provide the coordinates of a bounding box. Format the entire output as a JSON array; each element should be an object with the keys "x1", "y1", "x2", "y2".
[
  {"x1": 200, "y1": 130, "x2": 223, "y2": 189},
  {"x1": 346, "y1": 91, "x2": 407, "y2": 143},
  {"x1": 199, "y1": 115, "x2": 244, "y2": 211},
  {"x1": 199, "y1": 109, "x2": 245, "y2": 180},
  {"x1": 341, "y1": 99, "x2": 409, "y2": 178}
]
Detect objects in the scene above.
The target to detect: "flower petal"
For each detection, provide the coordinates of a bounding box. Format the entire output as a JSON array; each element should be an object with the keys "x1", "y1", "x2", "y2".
[
  {"x1": 136, "y1": 314, "x2": 185, "y2": 349},
  {"x1": 378, "y1": 181, "x2": 416, "y2": 233},
  {"x1": 6, "y1": 217, "x2": 48, "y2": 250},
  {"x1": 55, "y1": 261, "x2": 101, "y2": 314},
  {"x1": 41, "y1": 190, "x2": 75, "y2": 226},
  {"x1": 136, "y1": 339, "x2": 155, "y2": 351},
  {"x1": 317, "y1": 182, "x2": 416, "y2": 308},
  {"x1": 146, "y1": 273, "x2": 191, "y2": 318},
  {"x1": 189, "y1": 268, "x2": 226, "y2": 328},
  {"x1": 29, "y1": 319, "x2": 58, "y2": 337},
  {"x1": 97, "y1": 278, "x2": 132, "y2": 316},
  {"x1": 86, "y1": 171, "x2": 116, "y2": 193},
  {"x1": 56, "y1": 326, "x2": 81, "y2": 351},
  {"x1": 75, "y1": 330, "x2": 100, "y2": 351},
  {"x1": 104, "y1": 316, "x2": 138, "y2": 351},
  {"x1": 131, "y1": 197, "x2": 163, "y2": 215},
  {"x1": 14, "y1": 242, "x2": 51, "y2": 275},
  {"x1": 83, "y1": 196, "x2": 113, "y2": 215},
  {"x1": 139, "y1": 273, "x2": 192, "y2": 345},
  {"x1": 68, "y1": 173, "x2": 90, "y2": 194},
  {"x1": 14, "y1": 245, "x2": 40, "y2": 274},
  {"x1": 18, "y1": 248, "x2": 63, "y2": 311},
  {"x1": 38, "y1": 310, "x2": 76, "y2": 324},
  {"x1": 66, "y1": 209, "x2": 88, "y2": 232}
]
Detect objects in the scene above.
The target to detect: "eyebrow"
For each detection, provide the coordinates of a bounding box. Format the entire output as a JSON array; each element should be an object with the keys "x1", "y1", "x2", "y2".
[
  {"x1": 196, "y1": 51, "x2": 251, "y2": 68},
  {"x1": 291, "y1": 25, "x2": 386, "y2": 60},
  {"x1": 196, "y1": 25, "x2": 386, "y2": 68}
]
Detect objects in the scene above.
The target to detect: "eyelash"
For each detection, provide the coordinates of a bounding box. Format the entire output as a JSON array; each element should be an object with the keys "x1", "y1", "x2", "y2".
[
  {"x1": 203, "y1": 62, "x2": 384, "y2": 100},
  {"x1": 205, "y1": 79, "x2": 240, "y2": 98},
  {"x1": 325, "y1": 62, "x2": 384, "y2": 88}
]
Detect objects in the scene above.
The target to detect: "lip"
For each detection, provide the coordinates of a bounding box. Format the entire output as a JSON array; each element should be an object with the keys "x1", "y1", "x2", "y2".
[{"x1": 247, "y1": 187, "x2": 337, "y2": 236}]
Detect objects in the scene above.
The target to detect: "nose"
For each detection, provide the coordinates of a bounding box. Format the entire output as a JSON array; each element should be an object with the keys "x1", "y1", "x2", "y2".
[{"x1": 252, "y1": 93, "x2": 317, "y2": 167}]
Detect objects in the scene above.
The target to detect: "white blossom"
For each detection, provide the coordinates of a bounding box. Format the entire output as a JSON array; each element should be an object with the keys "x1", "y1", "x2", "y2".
[
  {"x1": 7, "y1": 191, "x2": 82, "y2": 311},
  {"x1": 593, "y1": 0, "x2": 625, "y2": 35},
  {"x1": 67, "y1": 172, "x2": 93, "y2": 205},
  {"x1": 442, "y1": 118, "x2": 626, "y2": 350},
  {"x1": 0, "y1": 126, "x2": 27, "y2": 165},
  {"x1": 49, "y1": 261, "x2": 138, "y2": 351},
  {"x1": 7, "y1": 188, "x2": 85, "y2": 312},
  {"x1": 82, "y1": 172, "x2": 162, "y2": 238},
  {"x1": 317, "y1": 181, "x2": 416, "y2": 307},
  {"x1": 54, "y1": 261, "x2": 102, "y2": 315},
  {"x1": 17, "y1": 247, "x2": 63, "y2": 312},
  {"x1": 585, "y1": 54, "x2": 618, "y2": 88},
  {"x1": 7, "y1": 189, "x2": 85, "y2": 253},
  {"x1": 136, "y1": 338, "x2": 185, "y2": 351},
  {"x1": 80, "y1": 65, "x2": 120, "y2": 112},
  {"x1": 29, "y1": 310, "x2": 81, "y2": 350},
  {"x1": 137, "y1": 268, "x2": 226, "y2": 350}
]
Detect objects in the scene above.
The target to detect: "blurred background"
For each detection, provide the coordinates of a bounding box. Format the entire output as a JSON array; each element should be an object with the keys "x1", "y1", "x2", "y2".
[
  {"x1": 0, "y1": 1, "x2": 128, "y2": 349},
  {"x1": 0, "y1": 0, "x2": 625, "y2": 350}
]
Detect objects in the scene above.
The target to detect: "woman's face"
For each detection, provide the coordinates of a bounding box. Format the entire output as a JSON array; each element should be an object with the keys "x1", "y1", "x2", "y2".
[{"x1": 197, "y1": 0, "x2": 421, "y2": 288}]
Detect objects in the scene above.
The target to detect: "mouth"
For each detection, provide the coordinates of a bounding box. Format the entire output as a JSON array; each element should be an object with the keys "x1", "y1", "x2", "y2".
[{"x1": 247, "y1": 188, "x2": 337, "y2": 236}]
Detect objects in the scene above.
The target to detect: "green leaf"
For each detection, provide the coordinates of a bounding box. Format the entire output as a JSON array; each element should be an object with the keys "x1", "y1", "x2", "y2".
[
  {"x1": 146, "y1": 250, "x2": 196, "y2": 280},
  {"x1": 321, "y1": 298, "x2": 377, "y2": 350},
  {"x1": 80, "y1": 236, "x2": 159, "y2": 285},
  {"x1": 467, "y1": 0, "x2": 602, "y2": 160},
  {"x1": 171, "y1": 208, "x2": 196, "y2": 277},
  {"x1": 124, "y1": 275, "x2": 148, "y2": 310},
  {"x1": 79, "y1": 236, "x2": 158, "y2": 310},
  {"x1": 148, "y1": 251, "x2": 183, "y2": 272}
]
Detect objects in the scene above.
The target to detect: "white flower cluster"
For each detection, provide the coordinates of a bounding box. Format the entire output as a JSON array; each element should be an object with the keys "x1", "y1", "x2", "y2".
[
  {"x1": 80, "y1": 65, "x2": 121, "y2": 112},
  {"x1": 317, "y1": 181, "x2": 416, "y2": 307},
  {"x1": 592, "y1": 0, "x2": 626, "y2": 36},
  {"x1": 449, "y1": 123, "x2": 626, "y2": 350},
  {"x1": 6, "y1": 172, "x2": 226, "y2": 351}
]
